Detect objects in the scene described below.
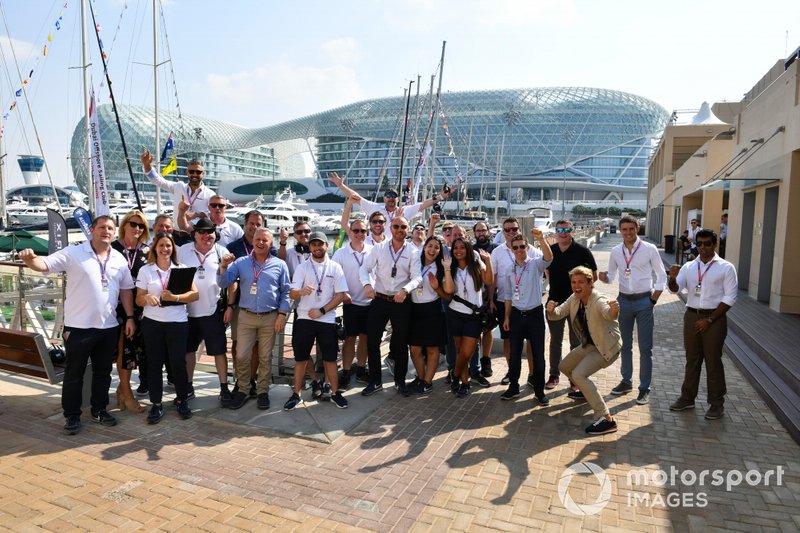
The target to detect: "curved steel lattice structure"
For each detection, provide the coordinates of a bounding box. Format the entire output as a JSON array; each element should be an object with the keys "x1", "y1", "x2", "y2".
[{"x1": 71, "y1": 87, "x2": 668, "y2": 203}]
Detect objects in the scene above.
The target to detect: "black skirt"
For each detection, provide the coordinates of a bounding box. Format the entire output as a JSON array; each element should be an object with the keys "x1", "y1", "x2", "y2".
[{"x1": 409, "y1": 299, "x2": 445, "y2": 347}]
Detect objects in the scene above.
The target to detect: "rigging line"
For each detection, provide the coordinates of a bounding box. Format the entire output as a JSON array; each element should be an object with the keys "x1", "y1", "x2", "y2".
[
  {"x1": 0, "y1": 0, "x2": 63, "y2": 215},
  {"x1": 101, "y1": 0, "x2": 128, "y2": 62},
  {"x1": 159, "y1": 0, "x2": 184, "y2": 127},
  {"x1": 0, "y1": 39, "x2": 33, "y2": 152}
]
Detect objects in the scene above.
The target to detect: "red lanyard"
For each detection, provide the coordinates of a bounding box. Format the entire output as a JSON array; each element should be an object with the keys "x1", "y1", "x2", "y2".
[
  {"x1": 194, "y1": 247, "x2": 212, "y2": 268},
  {"x1": 251, "y1": 253, "x2": 270, "y2": 282},
  {"x1": 622, "y1": 241, "x2": 641, "y2": 270},
  {"x1": 90, "y1": 243, "x2": 111, "y2": 284},
  {"x1": 186, "y1": 184, "x2": 201, "y2": 209},
  {"x1": 696, "y1": 260, "x2": 716, "y2": 286},
  {"x1": 156, "y1": 268, "x2": 171, "y2": 291},
  {"x1": 123, "y1": 246, "x2": 139, "y2": 271},
  {"x1": 513, "y1": 259, "x2": 531, "y2": 290}
]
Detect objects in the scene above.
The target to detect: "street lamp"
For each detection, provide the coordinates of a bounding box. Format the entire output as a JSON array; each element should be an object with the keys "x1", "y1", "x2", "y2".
[{"x1": 561, "y1": 130, "x2": 574, "y2": 218}]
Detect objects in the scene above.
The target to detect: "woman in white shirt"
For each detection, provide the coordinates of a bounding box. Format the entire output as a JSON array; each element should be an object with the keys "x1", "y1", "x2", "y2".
[
  {"x1": 448, "y1": 238, "x2": 493, "y2": 398},
  {"x1": 135, "y1": 233, "x2": 199, "y2": 424},
  {"x1": 408, "y1": 237, "x2": 454, "y2": 394}
]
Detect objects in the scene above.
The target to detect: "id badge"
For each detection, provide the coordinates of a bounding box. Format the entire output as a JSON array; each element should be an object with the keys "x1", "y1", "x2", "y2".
[
  {"x1": 197, "y1": 266, "x2": 205, "y2": 280},
  {"x1": 417, "y1": 285, "x2": 424, "y2": 297},
  {"x1": 250, "y1": 283, "x2": 258, "y2": 295},
  {"x1": 316, "y1": 290, "x2": 322, "y2": 301},
  {"x1": 694, "y1": 284, "x2": 702, "y2": 296},
  {"x1": 513, "y1": 288, "x2": 520, "y2": 301},
  {"x1": 391, "y1": 266, "x2": 397, "y2": 278},
  {"x1": 101, "y1": 279, "x2": 109, "y2": 292},
  {"x1": 624, "y1": 268, "x2": 632, "y2": 280}
]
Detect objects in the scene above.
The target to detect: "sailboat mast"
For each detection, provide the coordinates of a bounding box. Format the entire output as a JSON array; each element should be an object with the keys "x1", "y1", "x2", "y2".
[
  {"x1": 0, "y1": 105, "x2": 6, "y2": 227},
  {"x1": 396, "y1": 79, "x2": 413, "y2": 196},
  {"x1": 430, "y1": 41, "x2": 445, "y2": 202},
  {"x1": 153, "y1": 0, "x2": 161, "y2": 213},
  {"x1": 81, "y1": 0, "x2": 93, "y2": 212}
]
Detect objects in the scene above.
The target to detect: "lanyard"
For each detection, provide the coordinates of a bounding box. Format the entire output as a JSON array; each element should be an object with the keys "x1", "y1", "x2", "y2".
[
  {"x1": 156, "y1": 267, "x2": 171, "y2": 291},
  {"x1": 193, "y1": 246, "x2": 213, "y2": 268},
  {"x1": 352, "y1": 246, "x2": 365, "y2": 267},
  {"x1": 421, "y1": 265, "x2": 434, "y2": 286},
  {"x1": 90, "y1": 243, "x2": 111, "y2": 284},
  {"x1": 622, "y1": 241, "x2": 641, "y2": 270},
  {"x1": 457, "y1": 268, "x2": 469, "y2": 295},
  {"x1": 513, "y1": 259, "x2": 531, "y2": 290},
  {"x1": 389, "y1": 242, "x2": 406, "y2": 270},
  {"x1": 312, "y1": 261, "x2": 327, "y2": 293},
  {"x1": 123, "y1": 246, "x2": 139, "y2": 271},
  {"x1": 241, "y1": 239, "x2": 251, "y2": 257},
  {"x1": 251, "y1": 253, "x2": 270, "y2": 283},
  {"x1": 186, "y1": 184, "x2": 202, "y2": 209},
  {"x1": 696, "y1": 259, "x2": 716, "y2": 286}
]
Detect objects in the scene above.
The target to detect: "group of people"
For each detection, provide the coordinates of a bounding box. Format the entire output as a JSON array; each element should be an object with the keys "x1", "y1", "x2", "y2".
[{"x1": 17, "y1": 156, "x2": 737, "y2": 438}]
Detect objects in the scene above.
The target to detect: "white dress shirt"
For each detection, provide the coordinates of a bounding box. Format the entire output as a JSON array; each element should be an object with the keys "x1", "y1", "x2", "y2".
[
  {"x1": 675, "y1": 254, "x2": 738, "y2": 309},
  {"x1": 412, "y1": 261, "x2": 441, "y2": 304},
  {"x1": 359, "y1": 239, "x2": 422, "y2": 295},
  {"x1": 357, "y1": 198, "x2": 423, "y2": 237},
  {"x1": 145, "y1": 169, "x2": 215, "y2": 227},
  {"x1": 291, "y1": 258, "x2": 348, "y2": 323},
  {"x1": 491, "y1": 243, "x2": 542, "y2": 300},
  {"x1": 136, "y1": 263, "x2": 190, "y2": 322},
  {"x1": 606, "y1": 238, "x2": 667, "y2": 293},
  {"x1": 332, "y1": 242, "x2": 374, "y2": 306}
]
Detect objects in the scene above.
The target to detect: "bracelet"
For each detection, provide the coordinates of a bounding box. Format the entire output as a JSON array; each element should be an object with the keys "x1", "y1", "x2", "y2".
[
  {"x1": 279, "y1": 242, "x2": 287, "y2": 246},
  {"x1": 126, "y1": 316, "x2": 135, "y2": 320},
  {"x1": 176, "y1": 294, "x2": 180, "y2": 303},
  {"x1": 277, "y1": 311, "x2": 287, "y2": 316}
]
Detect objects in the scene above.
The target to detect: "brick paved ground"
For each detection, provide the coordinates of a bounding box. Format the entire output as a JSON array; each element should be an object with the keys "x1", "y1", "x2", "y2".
[{"x1": 1, "y1": 235, "x2": 798, "y2": 532}]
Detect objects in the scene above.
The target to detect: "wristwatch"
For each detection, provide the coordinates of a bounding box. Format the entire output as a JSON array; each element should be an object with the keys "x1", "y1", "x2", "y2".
[
  {"x1": 319, "y1": 307, "x2": 326, "y2": 315},
  {"x1": 706, "y1": 317, "x2": 713, "y2": 324}
]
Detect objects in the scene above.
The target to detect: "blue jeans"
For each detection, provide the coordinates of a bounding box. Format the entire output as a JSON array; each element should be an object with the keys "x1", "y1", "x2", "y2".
[{"x1": 618, "y1": 295, "x2": 654, "y2": 391}]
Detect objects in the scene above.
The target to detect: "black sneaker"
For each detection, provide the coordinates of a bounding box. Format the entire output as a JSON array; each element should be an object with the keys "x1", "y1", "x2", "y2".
[
  {"x1": 177, "y1": 401, "x2": 192, "y2": 420},
  {"x1": 500, "y1": 386, "x2": 520, "y2": 401},
  {"x1": 420, "y1": 381, "x2": 433, "y2": 394},
  {"x1": 220, "y1": 386, "x2": 232, "y2": 408},
  {"x1": 355, "y1": 366, "x2": 370, "y2": 384},
  {"x1": 311, "y1": 380, "x2": 323, "y2": 400},
  {"x1": 526, "y1": 374, "x2": 536, "y2": 389},
  {"x1": 406, "y1": 378, "x2": 423, "y2": 395},
  {"x1": 228, "y1": 391, "x2": 249, "y2": 410},
  {"x1": 585, "y1": 417, "x2": 617, "y2": 435},
  {"x1": 669, "y1": 398, "x2": 695, "y2": 411},
  {"x1": 135, "y1": 382, "x2": 149, "y2": 396},
  {"x1": 63, "y1": 415, "x2": 81, "y2": 435},
  {"x1": 610, "y1": 381, "x2": 633, "y2": 396},
  {"x1": 339, "y1": 370, "x2": 351, "y2": 391},
  {"x1": 361, "y1": 382, "x2": 383, "y2": 396},
  {"x1": 535, "y1": 393, "x2": 550, "y2": 406},
  {"x1": 186, "y1": 383, "x2": 196, "y2": 401},
  {"x1": 567, "y1": 390, "x2": 586, "y2": 401},
  {"x1": 480, "y1": 356, "x2": 493, "y2": 377},
  {"x1": 704, "y1": 405, "x2": 724, "y2": 420},
  {"x1": 500, "y1": 373, "x2": 510, "y2": 386},
  {"x1": 283, "y1": 393, "x2": 304, "y2": 410},
  {"x1": 91, "y1": 409, "x2": 117, "y2": 427},
  {"x1": 471, "y1": 373, "x2": 491, "y2": 388},
  {"x1": 331, "y1": 391, "x2": 348, "y2": 409},
  {"x1": 257, "y1": 393, "x2": 271, "y2": 410},
  {"x1": 636, "y1": 390, "x2": 650, "y2": 405},
  {"x1": 395, "y1": 383, "x2": 410, "y2": 397},
  {"x1": 456, "y1": 383, "x2": 470, "y2": 398},
  {"x1": 147, "y1": 404, "x2": 164, "y2": 424},
  {"x1": 321, "y1": 383, "x2": 332, "y2": 401},
  {"x1": 445, "y1": 369, "x2": 453, "y2": 385},
  {"x1": 249, "y1": 379, "x2": 257, "y2": 398},
  {"x1": 450, "y1": 378, "x2": 460, "y2": 394}
]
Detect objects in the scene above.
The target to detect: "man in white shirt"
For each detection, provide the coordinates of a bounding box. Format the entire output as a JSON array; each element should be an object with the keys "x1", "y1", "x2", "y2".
[
  {"x1": 19, "y1": 216, "x2": 136, "y2": 435},
  {"x1": 667, "y1": 229, "x2": 738, "y2": 420},
  {"x1": 177, "y1": 194, "x2": 243, "y2": 247},
  {"x1": 277, "y1": 221, "x2": 312, "y2": 278},
  {"x1": 140, "y1": 150, "x2": 215, "y2": 227},
  {"x1": 359, "y1": 216, "x2": 422, "y2": 396},
  {"x1": 599, "y1": 216, "x2": 667, "y2": 405},
  {"x1": 329, "y1": 172, "x2": 449, "y2": 237}
]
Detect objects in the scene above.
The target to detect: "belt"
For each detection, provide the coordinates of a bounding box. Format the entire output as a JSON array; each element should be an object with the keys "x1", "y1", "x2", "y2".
[
  {"x1": 512, "y1": 305, "x2": 543, "y2": 317},
  {"x1": 241, "y1": 308, "x2": 277, "y2": 316},
  {"x1": 686, "y1": 307, "x2": 715, "y2": 314},
  {"x1": 375, "y1": 292, "x2": 398, "y2": 302},
  {"x1": 618, "y1": 291, "x2": 651, "y2": 300}
]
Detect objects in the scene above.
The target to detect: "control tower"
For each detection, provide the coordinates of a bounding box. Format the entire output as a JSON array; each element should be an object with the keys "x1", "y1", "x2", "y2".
[{"x1": 18, "y1": 155, "x2": 45, "y2": 185}]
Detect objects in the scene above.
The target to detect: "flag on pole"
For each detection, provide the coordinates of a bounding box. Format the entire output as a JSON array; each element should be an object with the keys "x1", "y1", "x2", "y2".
[
  {"x1": 89, "y1": 84, "x2": 111, "y2": 216},
  {"x1": 160, "y1": 132, "x2": 177, "y2": 176},
  {"x1": 332, "y1": 228, "x2": 346, "y2": 253}
]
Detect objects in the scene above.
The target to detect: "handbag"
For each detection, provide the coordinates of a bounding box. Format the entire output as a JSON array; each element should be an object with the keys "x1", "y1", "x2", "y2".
[{"x1": 452, "y1": 294, "x2": 498, "y2": 331}]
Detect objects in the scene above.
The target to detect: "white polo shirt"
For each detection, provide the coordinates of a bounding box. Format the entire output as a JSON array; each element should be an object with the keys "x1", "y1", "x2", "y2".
[
  {"x1": 450, "y1": 266, "x2": 483, "y2": 314},
  {"x1": 177, "y1": 243, "x2": 227, "y2": 318},
  {"x1": 291, "y1": 258, "x2": 348, "y2": 323},
  {"x1": 491, "y1": 242, "x2": 542, "y2": 301},
  {"x1": 412, "y1": 261, "x2": 441, "y2": 304},
  {"x1": 136, "y1": 263, "x2": 190, "y2": 323},
  {"x1": 332, "y1": 242, "x2": 373, "y2": 306},
  {"x1": 214, "y1": 218, "x2": 244, "y2": 247},
  {"x1": 43, "y1": 242, "x2": 134, "y2": 329}
]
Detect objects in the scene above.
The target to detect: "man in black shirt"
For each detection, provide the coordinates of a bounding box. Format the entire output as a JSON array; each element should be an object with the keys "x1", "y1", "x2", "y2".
[{"x1": 545, "y1": 220, "x2": 597, "y2": 391}]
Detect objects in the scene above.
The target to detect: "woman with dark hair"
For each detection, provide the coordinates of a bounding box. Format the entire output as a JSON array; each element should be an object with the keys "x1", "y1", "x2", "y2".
[
  {"x1": 408, "y1": 236, "x2": 454, "y2": 394},
  {"x1": 135, "y1": 232, "x2": 199, "y2": 423},
  {"x1": 448, "y1": 237, "x2": 493, "y2": 397},
  {"x1": 112, "y1": 210, "x2": 150, "y2": 413}
]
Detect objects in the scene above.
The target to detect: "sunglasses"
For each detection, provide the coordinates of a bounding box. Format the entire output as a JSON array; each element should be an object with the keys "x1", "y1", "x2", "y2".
[
  {"x1": 384, "y1": 193, "x2": 398, "y2": 199},
  {"x1": 209, "y1": 203, "x2": 227, "y2": 209},
  {"x1": 128, "y1": 221, "x2": 146, "y2": 230},
  {"x1": 696, "y1": 240, "x2": 714, "y2": 247},
  {"x1": 370, "y1": 219, "x2": 386, "y2": 224},
  {"x1": 442, "y1": 227, "x2": 454, "y2": 232},
  {"x1": 556, "y1": 227, "x2": 573, "y2": 234},
  {"x1": 187, "y1": 169, "x2": 204, "y2": 175},
  {"x1": 352, "y1": 229, "x2": 368, "y2": 234},
  {"x1": 295, "y1": 229, "x2": 312, "y2": 235},
  {"x1": 503, "y1": 227, "x2": 520, "y2": 233},
  {"x1": 392, "y1": 224, "x2": 408, "y2": 230},
  {"x1": 512, "y1": 244, "x2": 528, "y2": 250},
  {"x1": 196, "y1": 229, "x2": 215, "y2": 235}
]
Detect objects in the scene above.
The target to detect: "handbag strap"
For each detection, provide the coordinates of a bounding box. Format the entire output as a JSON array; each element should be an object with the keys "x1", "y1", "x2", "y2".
[{"x1": 452, "y1": 294, "x2": 481, "y2": 314}]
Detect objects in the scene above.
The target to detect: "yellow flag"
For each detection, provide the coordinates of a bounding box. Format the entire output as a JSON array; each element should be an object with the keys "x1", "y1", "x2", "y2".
[
  {"x1": 162, "y1": 155, "x2": 177, "y2": 176},
  {"x1": 48, "y1": 33, "x2": 53, "y2": 42}
]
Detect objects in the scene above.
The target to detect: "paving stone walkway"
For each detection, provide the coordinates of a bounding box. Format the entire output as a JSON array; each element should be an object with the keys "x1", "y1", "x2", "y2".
[{"x1": 1, "y1": 235, "x2": 798, "y2": 532}]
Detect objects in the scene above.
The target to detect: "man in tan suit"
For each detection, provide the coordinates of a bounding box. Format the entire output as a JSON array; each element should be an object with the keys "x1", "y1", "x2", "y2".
[{"x1": 546, "y1": 266, "x2": 622, "y2": 435}]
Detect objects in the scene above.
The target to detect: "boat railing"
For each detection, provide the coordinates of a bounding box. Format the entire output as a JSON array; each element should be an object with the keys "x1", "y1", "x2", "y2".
[{"x1": 0, "y1": 260, "x2": 65, "y2": 342}]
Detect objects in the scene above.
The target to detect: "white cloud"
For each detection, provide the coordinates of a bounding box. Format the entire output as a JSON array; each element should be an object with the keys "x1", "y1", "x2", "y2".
[
  {"x1": 201, "y1": 63, "x2": 364, "y2": 126},
  {"x1": 321, "y1": 37, "x2": 360, "y2": 65},
  {"x1": 0, "y1": 37, "x2": 38, "y2": 72}
]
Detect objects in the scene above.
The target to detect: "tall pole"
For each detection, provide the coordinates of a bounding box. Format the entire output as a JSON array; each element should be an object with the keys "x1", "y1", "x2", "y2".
[
  {"x1": 397, "y1": 80, "x2": 413, "y2": 195},
  {"x1": 153, "y1": 0, "x2": 162, "y2": 212},
  {"x1": 561, "y1": 130, "x2": 572, "y2": 218},
  {"x1": 431, "y1": 41, "x2": 446, "y2": 195},
  {"x1": 0, "y1": 107, "x2": 6, "y2": 227},
  {"x1": 81, "y1": 0, "x2": 93, "y2": 212}
]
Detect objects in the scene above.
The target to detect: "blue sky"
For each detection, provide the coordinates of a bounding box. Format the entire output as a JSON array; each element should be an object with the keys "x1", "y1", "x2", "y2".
[{"x1": 1, "y1": 0, "x2": 798, "y2": 188}]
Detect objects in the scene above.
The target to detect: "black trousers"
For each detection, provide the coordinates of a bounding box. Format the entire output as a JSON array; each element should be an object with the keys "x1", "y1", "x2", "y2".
[
  {"x1": 62, "y1": 326, "x2": 119, "y2": 418},
  {"x1": 508, "y1": 306, "x2": 546, "y2": 393},
  {"x1": 366, "y1": 297, "x2": 411, "y2": 385},
  {"x1": 141, "y1": 318, "x2": 189, "y2": 404}
]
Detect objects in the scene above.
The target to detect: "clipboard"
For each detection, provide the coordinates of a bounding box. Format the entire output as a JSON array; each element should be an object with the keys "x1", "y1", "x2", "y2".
[{"x1": 161, "y1": 267, "x2": 197, "y2": 306}]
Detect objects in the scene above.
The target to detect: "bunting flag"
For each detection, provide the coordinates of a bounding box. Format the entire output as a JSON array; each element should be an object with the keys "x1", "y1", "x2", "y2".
[
  {"x1": 160, "y1": 132, "x2": 177, "y2": 176},
  {"x1": 89, "y1": 84, "x2": 111, "y2": 216},
  {"x1": 439, "y1": 104, "x2": 464, "y2": 184},
  {"x1": 73, "y1": 208, "x2": 93, "y2": 239}
]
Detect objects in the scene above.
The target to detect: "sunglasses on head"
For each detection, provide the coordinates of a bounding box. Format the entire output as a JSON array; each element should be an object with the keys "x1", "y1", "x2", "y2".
[
  {"x1": 384, "y1": 193, "x2": 398, "y2": 199},
  {"x1": 187, "y1": 169, "x2": 204, "y2": 175},
  {"x1": 196, "y1": 229, "x2": 215, "y2": 235},
  {"x1": 696, "y1": 240, "x2": 714, "y2": 247},
  {"x1": 556, "y1": 227, "x2": 573, "y2": 234},
  {"x1": 392, "y1": 224, "x2": 408, "y2": 230},
  {"x1": 503, "y1": 227, "x2": 520, "y2": 233},
  {"x1": 370, "y1": 219, "x2": 385, "y2": 224},
  {"x1": 295, "y1": 229, "x2": 312, "y2": 235},
  {"x1": 512, "y1": 244, "x2": 527, "y2": 250},
  {"x1": 209, "y1": 203, "x2": 226, "y2": 209},
  {"x1": 352, "y1": 228, "x2": 368, "y2": 234},
  {"x1": 128, "y1": 221, "x2": 146, "y2": 230}
]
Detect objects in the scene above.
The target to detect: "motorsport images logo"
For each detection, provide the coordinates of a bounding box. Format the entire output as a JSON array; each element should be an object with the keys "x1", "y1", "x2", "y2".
[{"x1": 557, "y1": 462, "x2": 612, "y2": 516}]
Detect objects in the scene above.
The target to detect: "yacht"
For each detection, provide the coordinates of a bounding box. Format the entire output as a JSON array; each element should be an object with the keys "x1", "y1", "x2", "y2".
[{"x1": 228, "y1": 189, "x2": 318, "y2": 228}]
